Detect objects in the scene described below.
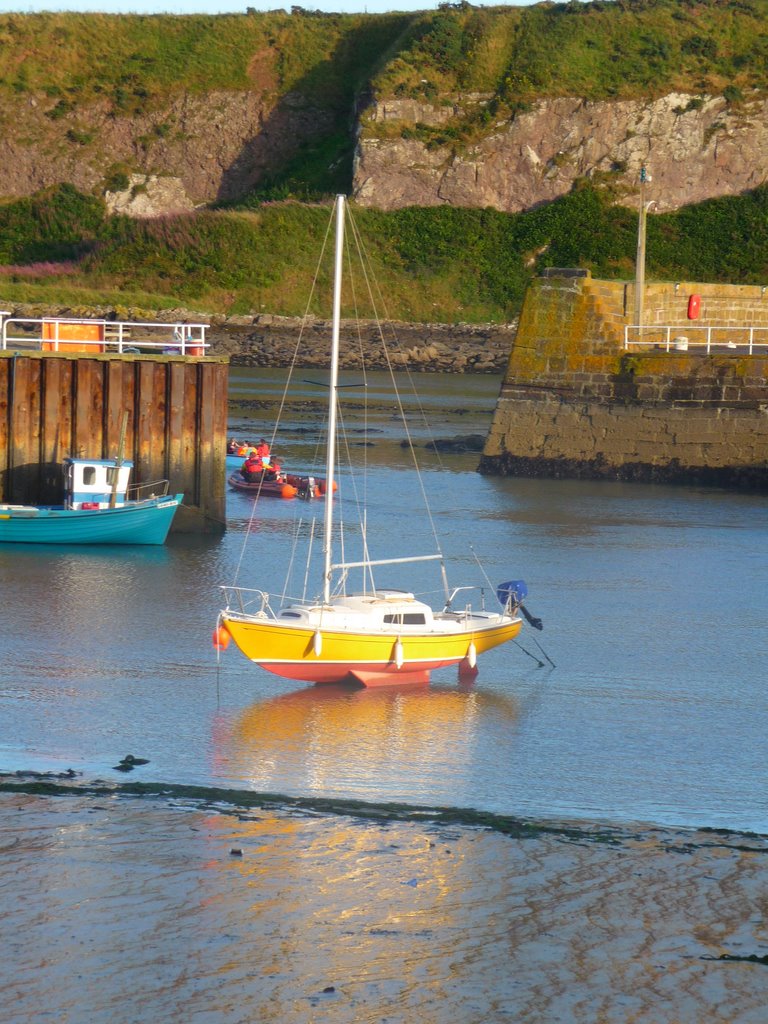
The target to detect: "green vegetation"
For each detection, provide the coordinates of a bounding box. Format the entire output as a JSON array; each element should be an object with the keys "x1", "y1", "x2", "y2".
[
  {"x1": 374, "y1": 0, "x2": 768, "y2": 102},
  {"x1": 0, "y1": 183, "x2": 105, "y2": 264},
  {"x1": 365, "y1": 0, "x2": 768, "y2": 153},
  {"x1": 3, "y1": 3, "x2": 768, "y2": 200},
  {"x1": 0, "y1": 10, "x2": 414, "y2": 201},
  {"x1": 1, "y1": 2, "x2": 767, "y2": 320},
  {"x1": 2, "y1": 182, "x2": 768, "y2": 323}
]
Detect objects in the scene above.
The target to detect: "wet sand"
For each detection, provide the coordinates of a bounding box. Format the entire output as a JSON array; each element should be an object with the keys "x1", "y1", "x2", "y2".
[{"x1": 1, "y1": 785, "x2": 767, "y2": 1024}]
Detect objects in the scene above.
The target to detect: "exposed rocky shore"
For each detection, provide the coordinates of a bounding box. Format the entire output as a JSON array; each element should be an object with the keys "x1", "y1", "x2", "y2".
[
  {"x1": 3, "y1": 303, "x2": 515, "y2": 373},
  {"x1": 210, "y1": 312, "x2": 514, "y2": 373}
]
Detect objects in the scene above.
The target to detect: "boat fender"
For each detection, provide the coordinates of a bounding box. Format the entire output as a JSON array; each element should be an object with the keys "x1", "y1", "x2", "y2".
[
  {"x1": 394, "y1": 638, "x2": 404, "y2": 669},
  {"x1": 313, "y1": 630, "x2": 323, "y2": 656},
  {"x1": 212, "y1": 625, "x2": 231, "y2": 651},
  {"x1": 281, "y1": 483, "x2": 298, "y2": 499},
  {"x1": 467, "y1": 641, "x2": 477, "y2": 669}
]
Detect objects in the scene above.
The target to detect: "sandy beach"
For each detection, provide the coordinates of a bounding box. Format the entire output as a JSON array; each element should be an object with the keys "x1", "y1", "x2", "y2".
[{"x1": 1, "y1": 783, "x2": 766, "y2": 1024}]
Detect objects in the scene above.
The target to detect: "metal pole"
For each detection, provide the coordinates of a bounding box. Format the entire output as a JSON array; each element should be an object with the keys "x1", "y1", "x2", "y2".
[
  {"x1": 322, "y1": 195, "x2": 345, "y2": 605},
  {"x1": 634, "y1": 167, "x2": 649, "y2": 341}
]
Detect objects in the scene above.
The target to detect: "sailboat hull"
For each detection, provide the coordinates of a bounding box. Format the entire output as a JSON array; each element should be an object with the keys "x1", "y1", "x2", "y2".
[{"x1": 221, "y1": 615, "x2": 522, "y2": 686}]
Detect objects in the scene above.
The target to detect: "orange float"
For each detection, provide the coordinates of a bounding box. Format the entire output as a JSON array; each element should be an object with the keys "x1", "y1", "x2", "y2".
[{"x1": 212, "y1": 625, "x2": 231, "y2": 651}]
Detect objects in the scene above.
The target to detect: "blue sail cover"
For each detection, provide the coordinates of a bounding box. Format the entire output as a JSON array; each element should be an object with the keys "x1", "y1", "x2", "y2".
[{"x1": 497, "y1": 580, "x2": 527, "y2": 607}]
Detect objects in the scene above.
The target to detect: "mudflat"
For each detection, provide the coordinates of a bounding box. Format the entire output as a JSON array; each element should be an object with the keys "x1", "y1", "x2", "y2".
[{"x1": 1, "y1": 788, "x2": 767, "y2": 1024}]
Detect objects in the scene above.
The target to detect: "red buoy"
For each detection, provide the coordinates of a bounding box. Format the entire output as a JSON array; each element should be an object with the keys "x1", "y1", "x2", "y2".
[{"x1": 687, "y1": 294, "x2": 701, "y2": 320}]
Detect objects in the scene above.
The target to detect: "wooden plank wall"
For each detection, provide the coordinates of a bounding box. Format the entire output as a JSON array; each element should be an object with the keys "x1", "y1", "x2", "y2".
[{"x1": 0, "y1": 352, "x2": 228, "y2": 534}]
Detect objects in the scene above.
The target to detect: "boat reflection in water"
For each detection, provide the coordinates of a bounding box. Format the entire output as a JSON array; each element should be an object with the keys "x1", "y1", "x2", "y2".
[{"x1": 213, "y1": 682, "x2": 521, "y2": 807}]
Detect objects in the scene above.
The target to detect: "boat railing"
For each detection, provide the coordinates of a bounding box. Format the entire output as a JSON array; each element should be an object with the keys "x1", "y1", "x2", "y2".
[
  {"x1": 624, "y1": 324, "x2": 768, "y2": 353},
  {"x1": 220, "y1": 586, "x2": 273, "y2": 617},
  {"x1": 127, "y1": 479, "x2": 172, "y2": 501},
  {"x1": 0, "y1": 316, "x2": 209, "y2": 355},
  {"x1": 443, "y1": 584, "x2": 489, "y2": 615}
]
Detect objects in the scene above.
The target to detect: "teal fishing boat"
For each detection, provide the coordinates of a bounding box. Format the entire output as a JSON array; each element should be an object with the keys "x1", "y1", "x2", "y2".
[{"x1": 0, "y1": 457, "x2": 182, "y2": 545}]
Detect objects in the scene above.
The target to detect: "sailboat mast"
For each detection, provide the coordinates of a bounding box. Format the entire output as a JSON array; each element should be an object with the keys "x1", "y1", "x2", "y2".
[{"x1": 322, "y1": 194, "x2": 345, "y2": 604}]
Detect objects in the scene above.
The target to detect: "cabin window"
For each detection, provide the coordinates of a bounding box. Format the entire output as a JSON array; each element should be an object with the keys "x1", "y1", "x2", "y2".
[
  {"x1": 83, "y1": 466, "x2": 96, "y2": 485},
  {"x1": 384, "y1": 613, "x2": 426, "y2": 625},
  {"x1": 279, "y1": 611, "x2": 302, "y2": 619},
  {"x1": 106, "y1": 468, "x2": 119, "y2": 486}
]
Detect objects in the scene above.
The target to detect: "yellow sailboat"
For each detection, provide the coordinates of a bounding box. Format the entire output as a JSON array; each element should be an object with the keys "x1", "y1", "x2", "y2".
[{"x1": 217, "y1": 195, "x2": 532, "y2": 687}]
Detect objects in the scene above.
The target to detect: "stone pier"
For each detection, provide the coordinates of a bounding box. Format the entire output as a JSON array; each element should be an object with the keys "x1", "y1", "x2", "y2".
[{"x1": 480, "y1": 272, "x2": 768, "y2": 489}]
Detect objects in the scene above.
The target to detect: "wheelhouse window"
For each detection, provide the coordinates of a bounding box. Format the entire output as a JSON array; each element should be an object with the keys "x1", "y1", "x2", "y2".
[{"x1": 83, "y1": 466, "x2": 96, "y2": 485}]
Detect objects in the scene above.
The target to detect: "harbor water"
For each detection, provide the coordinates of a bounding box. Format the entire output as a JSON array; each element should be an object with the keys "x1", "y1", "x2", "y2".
[{"x1": 1, "y1": 367, "x2": 765, "y2": 834}]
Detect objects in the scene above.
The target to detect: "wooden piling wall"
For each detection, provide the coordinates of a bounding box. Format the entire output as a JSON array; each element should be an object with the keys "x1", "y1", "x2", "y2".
[{"x1": 0, "y1": 351, "x2": 228, "y2": 533}]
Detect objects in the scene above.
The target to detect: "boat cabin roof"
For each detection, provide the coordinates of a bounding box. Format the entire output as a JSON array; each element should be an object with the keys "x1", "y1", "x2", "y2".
[
  {"x1": 63, "y1": 457, "x2": 134, "y2": 468},
  {"x1": 277, "y1": 590, "x2": 435, "y2": 629}
]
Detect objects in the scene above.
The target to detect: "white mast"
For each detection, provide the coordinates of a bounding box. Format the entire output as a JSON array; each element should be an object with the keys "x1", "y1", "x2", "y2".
[{"x1": 322, "y1": 195, "x2": 345, "y2": 604}]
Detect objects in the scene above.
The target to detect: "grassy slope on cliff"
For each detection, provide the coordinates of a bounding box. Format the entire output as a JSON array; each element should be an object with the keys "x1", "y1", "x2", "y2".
[
  {"x1": 0, "y1": 9, "x2": 413, "y2": 102},
  {"x1": 363, "y1": 0, "x2": 768, "y2": 151},
  {"x1": 372, "y1": 0, "x2": 768, "y2": 103},
  {"x1": 2, "y1": 3, "x2": 767, "y2": 199},
  {"x1": 0, "y1": 9, "x2": 415, "y2": 199},
  {"x1": 1, "y1": 182, "x2": 768, "y2": 322}
]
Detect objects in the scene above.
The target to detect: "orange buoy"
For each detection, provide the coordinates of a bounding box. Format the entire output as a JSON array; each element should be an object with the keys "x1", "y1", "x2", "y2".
[
  {"x1": 281, "y1": 483, "x2": 298, "y2": 498},
  {"x1": 212, "y1": 625, "x2": 231, "y2": 651}
]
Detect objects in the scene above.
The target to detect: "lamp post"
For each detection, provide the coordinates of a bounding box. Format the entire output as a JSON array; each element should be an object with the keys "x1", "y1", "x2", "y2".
[{"x1": 634, "y1": 166, "x2": 655, "y2": 341}]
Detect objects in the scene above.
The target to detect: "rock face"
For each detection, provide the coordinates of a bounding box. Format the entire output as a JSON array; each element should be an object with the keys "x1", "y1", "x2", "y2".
[
  {"x1": 4, "y1": 85, "x2": 768, "y2": 216},
  {"x1": 353, "y1": 92, "x2": 768, "y2": 213},
  {"x1": 105, "y1": 175, "x2": 195, "y2": 218},
  {"x1": 2, "y1": 89, "x2": 333, "y2": 207}
]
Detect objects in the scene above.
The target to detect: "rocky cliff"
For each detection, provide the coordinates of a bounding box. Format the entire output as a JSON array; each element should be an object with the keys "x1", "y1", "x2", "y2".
[
  {"x1": 353, "y1": 92, "x2": 768, "y2": 213},
  {"x1": 4, "y1": 89, "x2": 332, "y2": 210},
  {"x1": 4, "y1": 5, "x2": 768, "y2": 219},
  {"x1": 7, "y1": 86, "x2": 767, "y2": 217}
]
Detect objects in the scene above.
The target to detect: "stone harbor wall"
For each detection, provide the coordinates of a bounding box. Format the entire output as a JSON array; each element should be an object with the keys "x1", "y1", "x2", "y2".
[{"x1": 481, "y1": 273, "x2": 768, "y2": 489}]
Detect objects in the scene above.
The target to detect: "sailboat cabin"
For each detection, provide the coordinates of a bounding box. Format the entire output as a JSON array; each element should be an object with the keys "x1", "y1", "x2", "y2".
[{"x1": 64, "y1": 458, "x2": 132, "y2": 510}]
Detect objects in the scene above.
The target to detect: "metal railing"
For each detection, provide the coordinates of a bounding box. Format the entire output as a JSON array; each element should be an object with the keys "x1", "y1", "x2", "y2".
[
  {"x1": 0, "y1": 315, "x2": 209, "y2": 355},
  {"x1": 624, "y1": 324, "x2": 768, "y2": 354},
  {"x1": 127, "y1": 478, "x2": 172, "y2": 501}
]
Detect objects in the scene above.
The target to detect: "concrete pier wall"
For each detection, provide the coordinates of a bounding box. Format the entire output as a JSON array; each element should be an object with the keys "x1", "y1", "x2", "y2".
[
  {"x1": 481, "y1": 273, "x2": 768, "y2": 489},
  {"x1": 0, "y1": 351, "x2": 229, "y2": 532}
]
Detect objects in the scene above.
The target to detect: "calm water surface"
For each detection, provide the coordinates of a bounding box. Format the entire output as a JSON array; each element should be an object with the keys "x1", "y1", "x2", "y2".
[{"x1": 1, "y1": 369, "x2": 766, "y2": 833}]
